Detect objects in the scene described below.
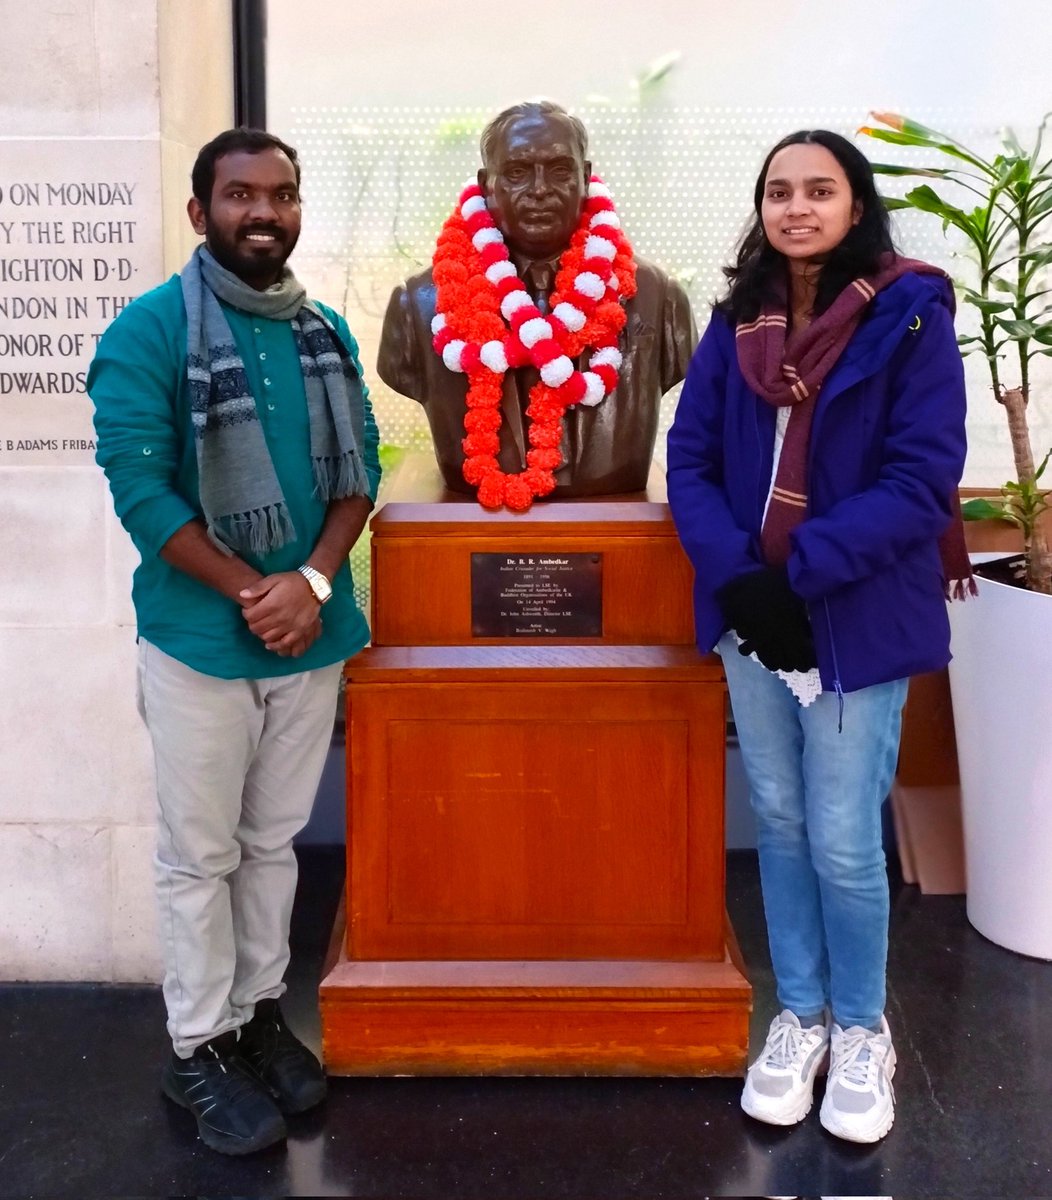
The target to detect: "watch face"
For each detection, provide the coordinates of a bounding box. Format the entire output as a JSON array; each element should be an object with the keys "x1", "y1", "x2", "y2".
[{"x1": 300, "y1": 566, "x2": 332, "y2": 603}]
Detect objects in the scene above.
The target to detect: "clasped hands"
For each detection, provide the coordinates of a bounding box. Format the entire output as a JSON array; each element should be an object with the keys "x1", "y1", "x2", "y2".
[
  {"x1": 716, "y1": 565, "x2": 818, "y2": 674},
  {"x1": 239, "y1": 572, "x2": 321, "y2": 657}
]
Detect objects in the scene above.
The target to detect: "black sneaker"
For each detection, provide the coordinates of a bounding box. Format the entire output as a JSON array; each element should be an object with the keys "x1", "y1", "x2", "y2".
[
  {"x1": 237, "y1": 998, "x2": 328, "y2": 1115},
  {"x1": 161, "y1": 1031, "x2": 286, "y2": 1155}
]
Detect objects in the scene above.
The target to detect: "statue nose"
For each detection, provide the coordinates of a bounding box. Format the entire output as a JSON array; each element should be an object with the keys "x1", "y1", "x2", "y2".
[{"x1": 530, "y1": 165, "x2": 550, "y2": 195}]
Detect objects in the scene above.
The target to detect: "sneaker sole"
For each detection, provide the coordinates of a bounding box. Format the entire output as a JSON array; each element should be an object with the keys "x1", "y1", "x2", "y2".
[
  {"x1": 740, "y1": 1045, "x2": 828, "y2": 1127},
  {"x1": 275, "y1": 1076, "x2": 328, "y2": 1116},
  {"x1": 741, "y1": 1085, "x2": 815, "y2": 1126},
  {"x1": 161, "y1": 1071, "x2": 287, "y2": 1156},
  {"x1": 818, "y1": 1102, "x2": 895, "y2": 1144},
  {"x1": 818, "y1": 1046, "x2": 897, "y2": 1144}
]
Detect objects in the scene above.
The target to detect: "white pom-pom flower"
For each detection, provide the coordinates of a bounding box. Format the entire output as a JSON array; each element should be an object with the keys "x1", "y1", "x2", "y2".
[
  {"x1": 430, "y1": 313, "x2": 447, "y2": 335},
  {"x1": 518, "y1": 316, "x2": 552, "y2": 349},
  {"x1": 589, "y1": 210, "x2": 620, "y2": 230},
  {"x1": 587, "y1": 182, "x2": 611, "y2": 199},
  {"x1": 552, "y1": 301, "x2": 586, "y2": 332},
  {"x1": 580, "y1": 372, "x2": 606, "y2": 406},
  {"x1": 479, "y1": 340, "x2": 509, "y2": 374},
  {"x1": 590, "y1": 347, "x2": 623, "y2": 370},
  {"x1": 500, "y1": 290, "x2": 532, "y2": 321},
  {"x1": 584, "y1": 234, "x2": 617, "y2": 261},
  {"x1": 442, "y1": 340, "x2": 467, "y2": 372},
  {"x1": 485, "y1": 260, "x2": 517, "y2": 284},
  {"x1": 540, "y1": 356, "x2": 574, "y2": 387},
  {"x1": 460, "y1": 195, "x2": 487, "y2": 218},
  {"x1": 471, "y1": 227, "x2": 503, "y2": 250},
  {"x1": 574, "y1": 272, "x2": 606, "y2": 301}
]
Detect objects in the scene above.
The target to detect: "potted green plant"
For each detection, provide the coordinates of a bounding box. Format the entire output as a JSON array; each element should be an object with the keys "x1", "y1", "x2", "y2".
[{"x1": 859, "y1": 111, "x2": 1052, "y2": 959}]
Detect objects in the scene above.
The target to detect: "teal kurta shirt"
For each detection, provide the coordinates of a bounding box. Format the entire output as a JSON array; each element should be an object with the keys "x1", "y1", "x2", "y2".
[{"x1": 88, "y1": 274, "x2": 381, "y2": 679}]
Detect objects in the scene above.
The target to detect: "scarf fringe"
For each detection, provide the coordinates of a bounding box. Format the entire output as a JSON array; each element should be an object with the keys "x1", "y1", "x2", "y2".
[
  {"x1": 946, "y1": 576, "x2": 980, "y2": 602},
  {"x1": 211, "y1": 503, "x2": 296, "y2": 558},
  {"x1": 312, "y1": 451, "x2": 369, "y2": 502}
]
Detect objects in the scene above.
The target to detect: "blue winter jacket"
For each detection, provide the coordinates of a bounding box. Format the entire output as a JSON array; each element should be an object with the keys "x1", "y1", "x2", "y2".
[{"x1": 667, "y1": 272, "x2": 967, "y2": 696}]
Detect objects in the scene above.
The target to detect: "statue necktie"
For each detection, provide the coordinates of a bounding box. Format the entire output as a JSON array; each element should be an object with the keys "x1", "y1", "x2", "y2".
[{"x1": 526, "y1": 263, "x2": 553, "y2": 315}]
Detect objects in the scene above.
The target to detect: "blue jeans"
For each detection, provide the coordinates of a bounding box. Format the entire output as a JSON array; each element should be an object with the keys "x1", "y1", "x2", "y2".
[{"x1": 718, "y1": 634, "x2": 907, "y2": 1029}]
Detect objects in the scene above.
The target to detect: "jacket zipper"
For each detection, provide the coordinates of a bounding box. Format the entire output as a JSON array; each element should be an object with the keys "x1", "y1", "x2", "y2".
[{"x1": 823, "y1": 598, "x2": 845, "y2": 733}]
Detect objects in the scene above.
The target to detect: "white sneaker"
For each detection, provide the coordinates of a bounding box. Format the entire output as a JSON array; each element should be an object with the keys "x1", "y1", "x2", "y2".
[
  {"x1": 819, "y1": 1016, "x2": 897, "y2": 1143},
  {"x1": 741, "y1": 1009, "x2": 830, "y2": 1126}
]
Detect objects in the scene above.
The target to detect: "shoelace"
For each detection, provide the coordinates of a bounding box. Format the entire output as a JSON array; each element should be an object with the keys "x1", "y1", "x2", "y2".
[
  {"x1": 761, "y1": 1020, "x2": 811, "y2": 1071},
  {"x1": 830, "y1": 1028, "x2": 879, "y2": 1088},
  {"x1": 200, "y1": 1043, "x2": 263, "y2": 1106}
]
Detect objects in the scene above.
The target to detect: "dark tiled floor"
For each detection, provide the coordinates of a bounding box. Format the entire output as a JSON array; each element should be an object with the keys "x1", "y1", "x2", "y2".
[{"x1": 1, "y1": 848, "x2": 1049, "y2": 1198}]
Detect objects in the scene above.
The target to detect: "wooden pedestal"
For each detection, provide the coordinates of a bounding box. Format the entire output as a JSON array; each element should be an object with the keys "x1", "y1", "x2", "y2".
[{"x1": 320, "y1": 462, "x2": 751, "y2": 1075}]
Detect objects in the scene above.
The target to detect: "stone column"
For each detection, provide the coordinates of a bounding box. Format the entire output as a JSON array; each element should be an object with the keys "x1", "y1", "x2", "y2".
[{"x1": 0, "y1": 1, "x2": 232, "y2": 981}]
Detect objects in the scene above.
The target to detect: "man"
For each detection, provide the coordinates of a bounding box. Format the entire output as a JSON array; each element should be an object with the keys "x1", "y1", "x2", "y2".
[
  {"x1": 88, "y1": 129, "x2": 380, "y2": 1156},
  {"x1": 378, "y1": 100, "x2": 696, "y2": 498}
]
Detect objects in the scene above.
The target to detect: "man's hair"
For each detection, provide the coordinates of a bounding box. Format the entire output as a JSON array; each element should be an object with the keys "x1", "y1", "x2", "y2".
[
  {"x1": 191, "y1": 128, "x2": 301, "y2": 209},
  {"x1": 479, "y1": 101, "x2": 588, "y2": 169}
]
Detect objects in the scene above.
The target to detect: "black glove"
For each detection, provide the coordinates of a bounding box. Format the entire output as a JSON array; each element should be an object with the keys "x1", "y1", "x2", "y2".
[{"x1": 716, "y1": 565, "x2": 818, "y2": 674}]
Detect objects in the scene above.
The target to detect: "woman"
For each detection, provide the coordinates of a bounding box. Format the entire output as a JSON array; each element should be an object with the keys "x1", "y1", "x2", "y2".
[{"x1": 667, "y1": 130, "x2": 969, "y2": 1144}]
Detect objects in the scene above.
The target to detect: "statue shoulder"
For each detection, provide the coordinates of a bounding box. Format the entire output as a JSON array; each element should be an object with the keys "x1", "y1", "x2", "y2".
[
  {"x1": 631, "y1": 254, "x2": 687, "y2": 300},
  {"x1": 387, "y1": 265, "x2": 437, "y2": 325}
]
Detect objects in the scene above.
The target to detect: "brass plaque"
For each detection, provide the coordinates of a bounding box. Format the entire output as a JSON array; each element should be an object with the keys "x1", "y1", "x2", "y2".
[{"x1": 471, "y1": 552, "x2": 603, "y2": 638}]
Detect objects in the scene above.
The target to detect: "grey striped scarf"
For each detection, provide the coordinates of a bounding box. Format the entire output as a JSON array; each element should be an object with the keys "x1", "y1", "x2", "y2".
[{"x1": 182, "y1": 245, "x2": 369, "y2": 556}]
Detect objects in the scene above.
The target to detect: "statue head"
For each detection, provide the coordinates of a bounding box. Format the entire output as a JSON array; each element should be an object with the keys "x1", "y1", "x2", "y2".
[{"x1": 477, "y1": 101, "x2": 592, "y2": 261}]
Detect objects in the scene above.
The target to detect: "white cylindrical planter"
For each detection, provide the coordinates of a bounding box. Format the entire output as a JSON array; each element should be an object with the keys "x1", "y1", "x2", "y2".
[{"x1": 947, "y1": 566, "x2": 1052, "y2": 959}]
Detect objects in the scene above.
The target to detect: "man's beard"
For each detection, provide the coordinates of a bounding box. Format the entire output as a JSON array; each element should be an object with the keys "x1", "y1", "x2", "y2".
[{"x1": 204, "y1": 220, "x2": 298, "y2": 283}]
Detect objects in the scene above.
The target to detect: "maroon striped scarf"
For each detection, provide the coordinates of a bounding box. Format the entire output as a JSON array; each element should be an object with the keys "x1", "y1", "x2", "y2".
[{"x1": 735, "y1": 254, "x2": 974, "y2": 598}]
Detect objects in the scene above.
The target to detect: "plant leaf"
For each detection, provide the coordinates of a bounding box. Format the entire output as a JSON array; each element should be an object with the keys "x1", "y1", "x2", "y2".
[
  {"x1": 961, "y1": 497, "x2": 1009, "y2": 521},
  {"x1": 959, "y1": 290, "x2": 1015, "y2": 314},
  {"x1": 995, "y1": 318, "x2": 1040, "y2": 338},
  {"x1": 859, "y1": 126, "x2": 990, "y2": 173},
  {"x1": 903, "y1": 185, "x2": 984, "y2": 242},
  {"x1": 870, "y1": 162, "x2": 953, "y2": 178}
]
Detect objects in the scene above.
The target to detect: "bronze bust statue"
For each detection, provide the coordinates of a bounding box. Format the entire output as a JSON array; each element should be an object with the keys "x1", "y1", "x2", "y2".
[{"x1": 377, "y1": 100, "x2": 697, "y2": 499}]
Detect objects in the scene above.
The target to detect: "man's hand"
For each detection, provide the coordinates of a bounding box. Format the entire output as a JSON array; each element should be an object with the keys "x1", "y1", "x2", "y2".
[
  {"x1": 271, "y1": 613, "x2": 324, "y2": 658},
  {"x1": 240, "y1": 571, "x2": 321, "y2": 654}
]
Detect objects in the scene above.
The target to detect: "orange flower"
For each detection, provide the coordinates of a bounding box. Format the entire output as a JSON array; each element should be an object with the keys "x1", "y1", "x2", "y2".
[{"x1": 431, "y1": 180, "x2": 635, "y2": 511}]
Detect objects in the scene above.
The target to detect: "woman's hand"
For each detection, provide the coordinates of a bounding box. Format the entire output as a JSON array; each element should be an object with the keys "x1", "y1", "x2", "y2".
[{"x1": 717, "y1": 566, "x2": 817, "y2": 673}]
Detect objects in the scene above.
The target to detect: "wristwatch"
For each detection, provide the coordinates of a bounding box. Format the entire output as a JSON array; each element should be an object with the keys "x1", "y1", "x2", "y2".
[{"x1": 297, "y1": 564, "x2": 332, "y2": 605}]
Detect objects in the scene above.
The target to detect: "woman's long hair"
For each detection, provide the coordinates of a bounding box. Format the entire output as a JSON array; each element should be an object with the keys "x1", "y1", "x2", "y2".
[{"x1": 717, "y1": 130, "x2": 895, "y2": 323}]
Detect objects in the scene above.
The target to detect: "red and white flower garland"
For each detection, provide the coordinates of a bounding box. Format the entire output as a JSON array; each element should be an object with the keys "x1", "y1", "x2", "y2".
[{"x1": 430, "y1": 175, "x2": 637, "y2": 511}]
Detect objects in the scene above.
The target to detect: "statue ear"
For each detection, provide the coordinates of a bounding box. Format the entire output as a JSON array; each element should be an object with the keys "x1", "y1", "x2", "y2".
[{"x1": 477, "y1": 167, "x2": 488, "y2": 194}]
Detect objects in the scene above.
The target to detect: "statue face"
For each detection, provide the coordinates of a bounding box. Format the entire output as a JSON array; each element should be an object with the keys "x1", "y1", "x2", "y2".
[{"x1": 479, "y1": 113, "x2": 590, "y2": 260}]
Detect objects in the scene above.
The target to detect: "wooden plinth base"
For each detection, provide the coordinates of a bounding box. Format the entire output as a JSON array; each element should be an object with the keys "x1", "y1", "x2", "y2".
[
  {"x1": 320, "y1": 921, "x2": 750, "y2": 1077},
  {"x1": 321, "y1": 470, "x2": 752, "y2": 1076}
]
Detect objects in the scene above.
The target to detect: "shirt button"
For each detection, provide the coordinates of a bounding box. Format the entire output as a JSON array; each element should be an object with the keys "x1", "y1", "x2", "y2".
[
  {"x1": 142, "y1": 447, "x2": 152, "y2": 456},
  {"x1": 267, "y1": 403, "x2": 276, "y2": 411},
  {"x1": 263, "y1": 378, "x2": 271, "y2": 386},
  {"x1": 259, "y1": 352, "x2": 267, "y2": 361},
  {"x1": 254, "y1": 327, "x2": 262, "y2": 334}
]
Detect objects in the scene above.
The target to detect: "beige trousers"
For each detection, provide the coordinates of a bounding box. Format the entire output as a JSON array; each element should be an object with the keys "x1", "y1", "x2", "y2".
[{"x1": 136, "y1": 639, "x2": 342, "y2": 1057}]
